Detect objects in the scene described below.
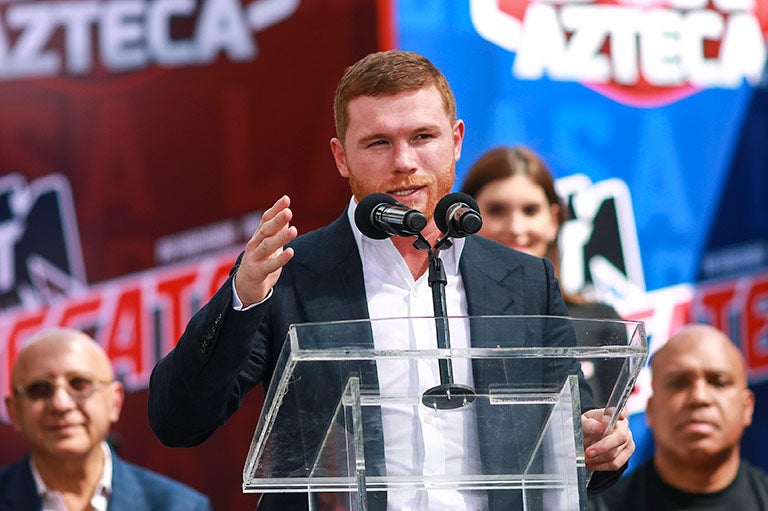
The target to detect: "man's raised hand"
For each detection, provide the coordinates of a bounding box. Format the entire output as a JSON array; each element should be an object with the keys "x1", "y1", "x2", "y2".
[{"x1": 234, "y1": 195, "x2": 297, "y2": 307}]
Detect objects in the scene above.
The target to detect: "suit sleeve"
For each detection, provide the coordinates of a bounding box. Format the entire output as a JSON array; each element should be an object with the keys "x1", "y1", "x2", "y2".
[
  {"x1": 148, "y1": 256, "x2": 270, "y2": 447},
  {"x1": 540, "y1": 258, "x2": 629, "y2": 493}
]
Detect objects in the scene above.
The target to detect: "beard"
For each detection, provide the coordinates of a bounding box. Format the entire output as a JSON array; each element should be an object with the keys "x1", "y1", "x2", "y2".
[{"x1": 348, "y1": 163, "x2": 456, "y2": 221}]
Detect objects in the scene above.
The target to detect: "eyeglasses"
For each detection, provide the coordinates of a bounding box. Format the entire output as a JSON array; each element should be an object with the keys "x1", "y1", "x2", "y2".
[{"x1": 13, "y1": 372, "x2": 113, "y2": 402}]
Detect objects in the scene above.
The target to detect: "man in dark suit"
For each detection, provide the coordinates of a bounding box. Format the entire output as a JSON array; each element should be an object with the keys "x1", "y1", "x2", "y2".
[
  {"x1": 148, "y1": 49, "x2": 634, "y2": 510},
  {"x1": 1, "y1": 328, "x2": 211, "y2": 511}
]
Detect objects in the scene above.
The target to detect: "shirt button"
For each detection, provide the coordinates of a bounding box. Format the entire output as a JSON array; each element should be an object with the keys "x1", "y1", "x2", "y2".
[{"x1": 423, "y1": 414, "x2": 433, "y2": 424}]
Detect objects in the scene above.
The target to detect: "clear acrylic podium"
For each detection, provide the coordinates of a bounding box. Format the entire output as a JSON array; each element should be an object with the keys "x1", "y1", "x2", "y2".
[{"x1": 243, "y1": 316, "x2": 647, "y2": 510}]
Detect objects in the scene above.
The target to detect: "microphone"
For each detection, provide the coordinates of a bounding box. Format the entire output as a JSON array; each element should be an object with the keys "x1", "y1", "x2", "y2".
[
  {"x1": 434, "y1": 192, "x2": 483, "y2": 238},
  {"x1": 355, "y1": 193, "x2": 428, "y2": 240}
]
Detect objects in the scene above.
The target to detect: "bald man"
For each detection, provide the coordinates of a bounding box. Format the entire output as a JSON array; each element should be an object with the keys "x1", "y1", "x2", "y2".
[
  {"x1": 590, "y1": 324, "x2": 768, "y2": 510},
  {"x1": 0, "y1": 328, "x2": 211, "y2": 511}
]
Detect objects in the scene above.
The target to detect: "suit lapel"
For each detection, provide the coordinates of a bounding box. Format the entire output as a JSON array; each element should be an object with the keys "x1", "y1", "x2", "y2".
[
  {"x1": 109, "y1": 454, "x2": 150, "y2": 511},
  {"x1": 460, "y1": 236, "x2": 522, "y2": 318},
  {"x1": 289, "y1": 214, "x2": 370, "y2": 326},
  {"x1": 461, "y1": 237, "x2": 550, "y2": 357}
]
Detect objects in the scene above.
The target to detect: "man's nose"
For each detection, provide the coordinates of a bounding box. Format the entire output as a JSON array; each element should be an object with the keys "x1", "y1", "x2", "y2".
[
  {"x1": 392, "y1": 142, "x2": 417, "y2": 173},
  {"x1": 48, "y1": 385, "x2": 77, "y2": 410},
  {"x1": 688, "y1": 378, "x2": 714, "y2": 404}
]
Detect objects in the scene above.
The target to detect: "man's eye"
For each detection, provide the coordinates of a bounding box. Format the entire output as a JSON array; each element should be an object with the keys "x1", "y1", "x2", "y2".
[
  {"x1": 69, "y1": 376, "x2": 94, "y2": 392},
  {"x1": 667, "y1": 378, "x2": 691, "y2": 390},
  {"x1": 25, "y1": 381, "x2": 54, "y2": 399},
  {"x1": 710, "y1": 376, "x2": 732, "y2": 388}
]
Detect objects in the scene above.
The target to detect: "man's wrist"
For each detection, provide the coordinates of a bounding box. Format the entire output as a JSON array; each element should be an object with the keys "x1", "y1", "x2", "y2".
[{"x1": 232, "y1": 279, "x2": 272, "y2": 310}]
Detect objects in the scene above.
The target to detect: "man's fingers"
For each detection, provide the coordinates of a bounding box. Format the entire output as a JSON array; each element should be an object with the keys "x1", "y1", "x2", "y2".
[
  {"x1": 259, "y1": 195, "x2": 291, "y2": 224},
  {"x1": 233, "y1": 196, "x2": 297, "y2": 306},
  {"x1": 249, "y1": 205, "x2": 294, "y2": 249},
  {"x1": 587, "y1": 430, "x2": 625, "y2": 457},
  {"x1": 584, "y1": 417, "x2": 635, "y2": 471},
  {"x1": 581, "y1": 409, "x2": 610, "y2": 437},
  {"x1": 587, "y1": 436, "x2": 634, "y2": 471},
  {"x1": 250, "y1": 222, "x2": 296, "y2": 262},
  {"x1": 258, "y1": 246, "x2": 295, "y2": 276}
]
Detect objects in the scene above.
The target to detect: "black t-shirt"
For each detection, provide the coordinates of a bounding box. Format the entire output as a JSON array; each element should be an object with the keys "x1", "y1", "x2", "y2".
[{"x1": 590, "y1": 459, "x2": 768, "y2": 511}]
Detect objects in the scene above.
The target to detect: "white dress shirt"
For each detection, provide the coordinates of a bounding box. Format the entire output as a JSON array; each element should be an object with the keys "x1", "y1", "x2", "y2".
[{"x1": 348, "y1": 198, "x2": 488, "y2": 511}]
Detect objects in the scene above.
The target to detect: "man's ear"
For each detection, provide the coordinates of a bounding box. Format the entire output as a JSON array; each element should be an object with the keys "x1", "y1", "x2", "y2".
[
  {"x1": 452, "y1": 119, "x2": 465, "y2": 162},
  {"x1": 108, "y1": 381, "x2": 125, "y2": 423},
  {"x1": 330, "y1": 138, "x2": 349, "y2": 178},
  {"x1": 645, "y1": 394, "x2": 655, "y2": 428},
  {"x1": 5, "y1": 396, "x2": 21, "y2": 432},
  {"x1": 743, "y1": 388, "x2": 755, "y2": 427}
]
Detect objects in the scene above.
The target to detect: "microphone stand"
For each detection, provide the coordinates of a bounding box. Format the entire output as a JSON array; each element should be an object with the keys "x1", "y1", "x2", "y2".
[{"x1": 413, "y1": 235, "x2": 476, "y2": 410}]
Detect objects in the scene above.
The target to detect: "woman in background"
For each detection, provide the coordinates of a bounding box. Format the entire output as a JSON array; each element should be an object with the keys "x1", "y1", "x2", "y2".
[{"x1": 461, "y1": 145, "x2": 624, "y2": 402}]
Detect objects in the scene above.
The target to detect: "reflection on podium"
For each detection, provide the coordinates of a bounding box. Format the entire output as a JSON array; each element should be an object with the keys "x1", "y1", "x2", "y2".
[{"x1": 243, "y1": 316, "x2": 647, "y2": 511}]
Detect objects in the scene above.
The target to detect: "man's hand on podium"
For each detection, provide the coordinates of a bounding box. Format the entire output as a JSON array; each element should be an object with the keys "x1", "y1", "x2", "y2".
[{"x1": 581, "y1": 408, "x2": 635, "y2": 471}]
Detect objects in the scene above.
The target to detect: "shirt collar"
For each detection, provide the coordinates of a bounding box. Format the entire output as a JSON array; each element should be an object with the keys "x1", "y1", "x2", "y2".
[
  {"x1": 346, "y1": 196, "x2": 464, "y2": 277},
  {"x1": 31, "y1": 441, "x2": 113, "y2": 510}
]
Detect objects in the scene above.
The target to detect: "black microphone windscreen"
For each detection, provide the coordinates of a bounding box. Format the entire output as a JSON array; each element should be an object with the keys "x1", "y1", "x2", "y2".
[
  {"x1": 434, "y1": 192, "x2": 482, "y2": 235},
  {"x1": 354, "y1": 193, "x2": 397, "y2": 240}
]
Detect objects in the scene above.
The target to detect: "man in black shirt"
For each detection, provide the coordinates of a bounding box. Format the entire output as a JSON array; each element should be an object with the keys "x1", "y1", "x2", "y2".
[{"x1": 590, "y1": 324, "x2": 768, "y2": 510}]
